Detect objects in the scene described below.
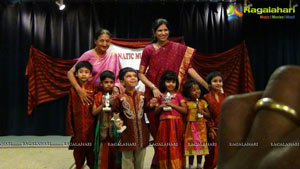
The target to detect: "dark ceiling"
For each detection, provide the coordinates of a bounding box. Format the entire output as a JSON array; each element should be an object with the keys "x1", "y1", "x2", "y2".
[
  {"x1": 1, "y1": 0, "x2": 297, "y2": 8},
  {"x1": 1, "y1": 0, "x2": 296, "y2": 3}
]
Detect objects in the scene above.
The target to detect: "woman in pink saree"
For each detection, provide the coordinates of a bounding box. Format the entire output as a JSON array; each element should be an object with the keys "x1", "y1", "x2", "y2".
[
  {"x1": 138, "y1": 18, "x2": 208, "y2": 169},
  {"x1": 67, "y1": 29, "x2": 122, "y2": 105}
]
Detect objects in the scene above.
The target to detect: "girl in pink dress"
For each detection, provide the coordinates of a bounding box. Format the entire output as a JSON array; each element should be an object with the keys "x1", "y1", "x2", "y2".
[{"x1": 153, "y1": 71, "x2": 187, "y2": 169}]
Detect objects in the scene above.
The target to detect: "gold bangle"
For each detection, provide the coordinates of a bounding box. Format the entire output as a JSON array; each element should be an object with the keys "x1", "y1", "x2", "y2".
[{"x1": 255, "y1": 98, "x2": 299, "y2": 123}]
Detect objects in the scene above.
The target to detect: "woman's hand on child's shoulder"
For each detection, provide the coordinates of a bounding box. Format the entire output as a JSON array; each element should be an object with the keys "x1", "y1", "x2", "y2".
[{"x1": 77, "y1": 87, "x2": 93, "y2": 105}]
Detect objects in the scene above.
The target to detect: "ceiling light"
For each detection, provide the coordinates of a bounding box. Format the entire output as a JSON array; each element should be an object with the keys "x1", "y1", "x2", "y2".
[{"x1": 56, "y1": 0, "x2": 65, "y2": 10}]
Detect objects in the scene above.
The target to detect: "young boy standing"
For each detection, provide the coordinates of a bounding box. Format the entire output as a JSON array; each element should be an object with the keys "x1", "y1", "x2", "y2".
[
  {"x1": 113, "y1": 67, "x2": 150, "y2": 169},
  {"x1": 93, "y1": 70, "x2": 120, "y2": 169},
  {"x1": 66, "y1": 61, "x2": 96, "y2": 169}
]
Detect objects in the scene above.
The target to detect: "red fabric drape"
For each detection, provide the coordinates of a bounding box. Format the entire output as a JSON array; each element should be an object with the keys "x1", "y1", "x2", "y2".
[
  {"x1": 192, "y1": 41, "x2": 255, "y2": 95},
  {"x1": 25, "y1": 39, "x2": 254, "y2": 115},
  {"x1": 25, "y1": 46, "x2": 77, "y2": 115}
]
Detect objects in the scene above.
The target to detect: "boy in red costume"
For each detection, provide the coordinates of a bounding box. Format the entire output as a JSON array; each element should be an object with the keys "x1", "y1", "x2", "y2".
[
  {"x1": 93, "y1": 70, "x2": 121, "y2": 169},
  {"x1": 66, "y1": 61, "x2": 96, "y2": 169}
]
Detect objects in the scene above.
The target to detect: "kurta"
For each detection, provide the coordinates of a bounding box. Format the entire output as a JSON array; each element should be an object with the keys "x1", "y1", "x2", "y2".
[
  {"x1": 204, "y1": 91, "x2": 228, "y2": 130},
  {"x1": 94, "y1": 92, "x2": 114, "y2": 141},
  {"x1": 94, "y1": 91, "x2": 120, "y2": 169},
  {"x1": 66, "y1": 81, "x2": 96, "y2": 169},
  {"x1": 66, "y1": 81, "x2": 96, "y2": 146},
  {"x1": 203, "y1": 91, "x2": 228, "y2": 169},
  {"x1": 113, "y1": 90, "x2": 150, "y2": 151}
]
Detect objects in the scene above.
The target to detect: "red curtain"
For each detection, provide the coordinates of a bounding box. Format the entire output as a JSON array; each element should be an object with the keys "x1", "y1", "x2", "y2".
[
  {"x1": 192, "y1": 41, "x2": 255, "y2": 95},
  {"x1": 25, "y1": 47, "x2": 77, "y2": 115},
  {"x1": 25, "y1": 38, "x2": 254, "y2": 115}
]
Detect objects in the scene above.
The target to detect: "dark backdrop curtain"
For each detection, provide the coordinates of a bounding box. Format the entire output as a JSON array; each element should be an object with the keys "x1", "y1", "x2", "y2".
[
  {"x1": 0, "y1": 1, "x2": 299, "y2": 135},
  {"x1": 244, "y1": 1, "x2": 300, "y2": 90}
]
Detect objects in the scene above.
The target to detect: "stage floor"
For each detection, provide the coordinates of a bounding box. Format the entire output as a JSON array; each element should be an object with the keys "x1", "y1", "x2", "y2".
[
  {"x1": 0, "y1": 136, "x2": 205, "y2": 169},
  {"x1": 0, "y1": 136, "x2": 154, "y2": 169}
]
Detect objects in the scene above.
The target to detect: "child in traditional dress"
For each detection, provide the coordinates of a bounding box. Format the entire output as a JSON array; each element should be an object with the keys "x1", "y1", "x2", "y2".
[
  {"x1": 203, "y1": 71, "x2": 228, "y2": 169},
  {"x1": 66, "y1": 61, "x2": 96, "y2": 169},
  {"x1": 92, "y1": 70, "x2": 121, "y2": 169},
  {"x1": 113, "y1": 67, "x2": 150, "y2": 169},
  {"x1": 153, "y1": 70, "x2": 187, "y2": 169},
  {"x1": 182, "y1": 79, "x2": 210, "y2": 169}
]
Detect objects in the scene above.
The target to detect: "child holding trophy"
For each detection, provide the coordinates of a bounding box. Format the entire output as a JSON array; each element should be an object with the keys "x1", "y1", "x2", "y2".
[
  {"x1": 92, "y1": 70, "x2": 121, "y2": 169},
  {"x1": 153, "y1": 70, "x2": 187, "y2": 169},
  {"x1": 112, "y1": 67, "x2": 152, "y2": 169},
  {"x1": 182, "y1": 79, "x2": 211, "y2": 169}
]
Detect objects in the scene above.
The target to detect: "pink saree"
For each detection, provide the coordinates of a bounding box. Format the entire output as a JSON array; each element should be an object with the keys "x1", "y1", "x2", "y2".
[{"x1": 77, "y1": 49, "x2": 121, "y2": 87}]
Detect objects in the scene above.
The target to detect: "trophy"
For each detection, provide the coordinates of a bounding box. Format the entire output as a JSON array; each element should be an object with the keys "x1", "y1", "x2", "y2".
[
  {"x1": 102, "y1": 93, "x2": 111, "y2": 112},
  {"x1": 163, "y1": 92, "x2": 172, "y2": 111},
  {"x1": 111, "y1": 113, "x2": 127, "y2": 133},
  {"x1": 196, "y1": 98, "x2": 203, "y2": 118}
]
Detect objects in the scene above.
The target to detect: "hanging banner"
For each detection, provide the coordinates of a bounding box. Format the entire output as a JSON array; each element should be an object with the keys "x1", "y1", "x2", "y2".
[{"x1": 108, "y1": 44, "x2": 144, "y2": 70}]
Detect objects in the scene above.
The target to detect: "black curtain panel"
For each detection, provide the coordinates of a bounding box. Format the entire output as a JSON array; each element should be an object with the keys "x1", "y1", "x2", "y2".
[
  {"x1": 0, "y1": 1, "x2": 299, "y2": 135},
  {"x1": 244, "y1": 1, "x2": 300, "y2": 91}
]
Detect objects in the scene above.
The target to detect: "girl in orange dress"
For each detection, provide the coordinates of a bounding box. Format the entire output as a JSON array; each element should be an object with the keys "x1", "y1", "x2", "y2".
[{"x1": 182, "y1": 79, "x2": 210, "y2": 169}]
